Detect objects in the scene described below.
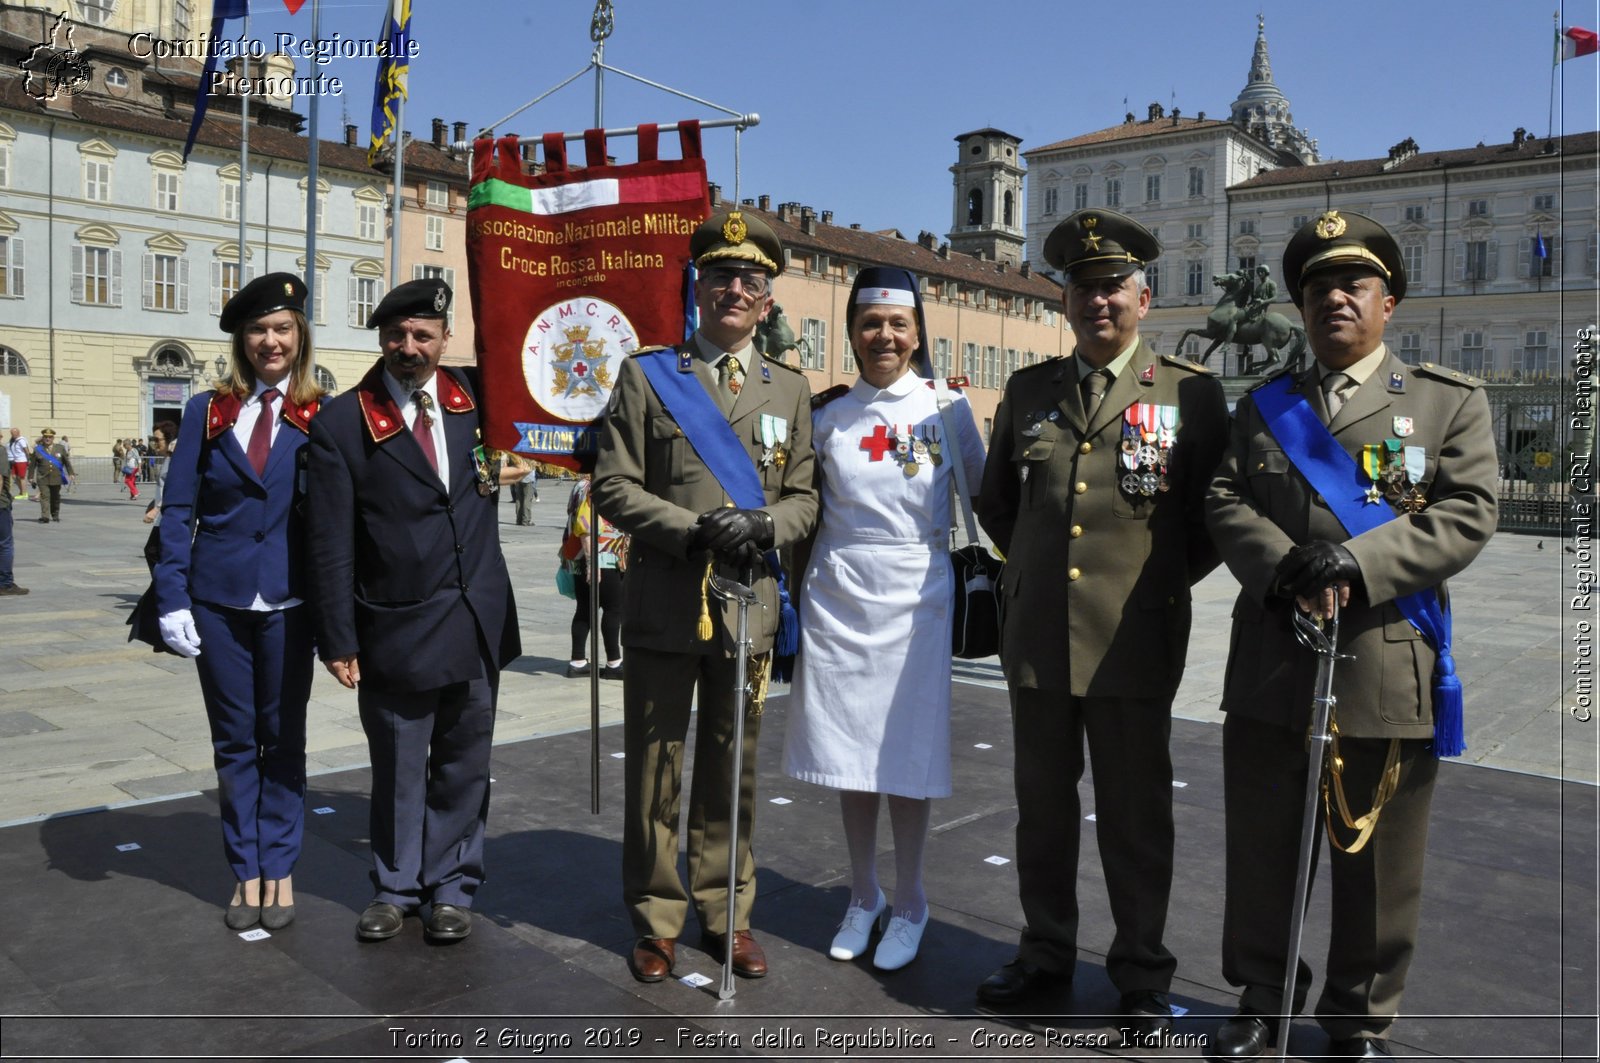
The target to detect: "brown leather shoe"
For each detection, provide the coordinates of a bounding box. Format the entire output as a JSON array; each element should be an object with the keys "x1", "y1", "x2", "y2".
[
  {"x1": 701, "y1": 929, "x2": 768, "y2": 978},
  {"x1": 629, "y1": 937, "x2": 676, "y2": 982}
]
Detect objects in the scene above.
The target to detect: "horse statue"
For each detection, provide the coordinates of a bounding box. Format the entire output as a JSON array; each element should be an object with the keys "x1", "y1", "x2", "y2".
[
  {"x1": 1173, "y1": 268, "x2": 1308, "y2": 376},
  {"x1": 754, "y1": 302, "x2": 800, "y2": 361}
]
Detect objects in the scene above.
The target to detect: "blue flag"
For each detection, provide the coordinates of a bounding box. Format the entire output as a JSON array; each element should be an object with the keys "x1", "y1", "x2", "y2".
[
  {"x1": 181, "y1": 0, "x2": 250, "y2": 162},
  {"x1": 1534, "y1": 230, "x2": 1549, "y2": 259},
  {"x1": 368, "y1": 0, "x2": 413, "y2": 166}
]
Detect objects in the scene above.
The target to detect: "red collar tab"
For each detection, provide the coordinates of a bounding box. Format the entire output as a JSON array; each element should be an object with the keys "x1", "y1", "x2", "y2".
[
  {"x1": 205, "y1": 393, "x2": 242, "y2": 441},
  {"x1": 281, "y1": 397, "x2": 320, "y2": 434},
  {"x1": 1140, "y1": 363, "x2": 1156, "y2": 382},
  {"x1": 436, "y1": 369, "x2": 476, "y2": 414},
  {"x1": 357, "y1": 362, "x2": 407, "y2": 443}
]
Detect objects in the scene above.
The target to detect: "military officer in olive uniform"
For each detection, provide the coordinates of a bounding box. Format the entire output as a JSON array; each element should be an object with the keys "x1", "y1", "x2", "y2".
[
  {"x1": 1204, "y1": 212, "x2": 1498, "y2": 1061},
  {"x1": 593, "y1": 210, "x2": 818, "y2": 984},
  {"x1": 28, "y1": 429, "x2": 74, "y2": 523},
  {"x1": 974, "y1": 209, "x2": 1229, "y2": 1034}
]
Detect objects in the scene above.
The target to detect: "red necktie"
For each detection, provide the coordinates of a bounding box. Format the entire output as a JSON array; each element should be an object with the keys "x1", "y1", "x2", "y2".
[
  {"x1": 247, "y1": 388, "x2": 279, "y2": 476},
  {"x1": 412, "y1": 391, "x2": 439, "y2": 475}
]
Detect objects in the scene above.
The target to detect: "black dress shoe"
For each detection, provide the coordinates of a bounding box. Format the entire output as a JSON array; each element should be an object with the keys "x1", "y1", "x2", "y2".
[
  {"x1": 425, "y1": 903, "x2": 472, "y2": 941},
  {"x1": 1211, "y1": 1014, "x2": 1276, "y2": 1060},
  {"x1": 1325, "y1": 1036, "x2": 1391, "y2": 1060},
  {"x1": 975, "y1": 959, "x2": 1069, "y2": 1006},
  {"x1": 357, "y1": 901, "x2": 405, "y2": 941},
  {"x1": 1119, "y1": 990, "x2": 1174, "y2": 1039}
]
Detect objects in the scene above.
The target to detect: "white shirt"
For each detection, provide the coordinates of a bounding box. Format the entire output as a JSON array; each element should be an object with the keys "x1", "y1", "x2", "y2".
[
  {"x1": 7, "y1": 436, "x2": 28, "y2": 463},
  {"x1": 230, "y1": 379, "x2": 283, "y2": 456},
  {"x1": 382, "y1": 369, "x2": 450, "y2": 491}
]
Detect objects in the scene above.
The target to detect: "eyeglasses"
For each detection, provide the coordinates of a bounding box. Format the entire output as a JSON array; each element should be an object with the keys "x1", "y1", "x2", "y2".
[{"x1": 703, "y1": 266, "x2": 771, "y2": 297}]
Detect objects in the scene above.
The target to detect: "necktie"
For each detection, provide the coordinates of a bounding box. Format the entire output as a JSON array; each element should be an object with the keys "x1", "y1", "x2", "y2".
[
  {"x1": 1322, "y1": 371, "x2": 1350, "y2": 422},
  {"x1": 247, "y1": 388, "x2": 278, "y2": 476},
  {"x1": 412, "y1": 390, "x2": 439, "y2": 475},
  {"x1": 1081, "y1": 368, "x2": 1110, "y2": 421},
  {"x1": 718, "y1": 356, "x2": 744, "y2": 402}
]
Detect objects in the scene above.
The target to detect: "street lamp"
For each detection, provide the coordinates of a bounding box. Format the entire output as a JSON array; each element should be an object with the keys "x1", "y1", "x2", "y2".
[{"x1": 214, "y1": 354, "x2": 228, "y2": 380}]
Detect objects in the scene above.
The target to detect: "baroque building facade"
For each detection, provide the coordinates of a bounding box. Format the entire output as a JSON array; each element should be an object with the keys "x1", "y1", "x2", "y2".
[{"x1": 0, "y1": 0, "x2": 471, "y2": 447}]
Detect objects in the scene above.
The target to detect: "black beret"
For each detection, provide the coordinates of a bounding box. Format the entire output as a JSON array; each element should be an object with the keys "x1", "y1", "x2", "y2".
[
  {"x1": 1043, "y1": 208, "x2": 1161, "y2": 281},
  {"x1": 1282, "y1": 210, "x2": 1407, "y2": 306},
  {"x1": 690, "y1": 210, "x2": 785, "y2": 276},
  {"x1": 367, "y1": 277, "x2": 452, "y2": 329},
  {"x1": 219, "y1": 272, "x2": 307, "y2": 333}
]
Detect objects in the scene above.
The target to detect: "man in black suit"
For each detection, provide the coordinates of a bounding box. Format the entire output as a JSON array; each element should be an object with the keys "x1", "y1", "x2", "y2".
[{"x1": 307, "y1": 278, "x2": 521, "y2": 943}]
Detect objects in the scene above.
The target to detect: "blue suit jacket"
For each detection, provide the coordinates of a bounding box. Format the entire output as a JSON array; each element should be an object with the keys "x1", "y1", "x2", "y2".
[
  {"x1": 305, "y1": 362, "x2": 520, "y2": 693},
  {"x1": 155, "y1": 388, "x2": 316, "y2": 614}
]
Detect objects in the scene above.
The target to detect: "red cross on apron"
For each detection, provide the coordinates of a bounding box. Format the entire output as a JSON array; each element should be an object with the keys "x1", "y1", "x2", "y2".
[{"x1": 859, "y1": 424, "x2": 896, "y2": 461}]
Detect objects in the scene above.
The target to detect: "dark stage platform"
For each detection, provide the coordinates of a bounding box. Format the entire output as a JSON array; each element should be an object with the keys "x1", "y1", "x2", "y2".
[{"x1": 2, "y1": 679, "x2": 1595, "y2": 1062}]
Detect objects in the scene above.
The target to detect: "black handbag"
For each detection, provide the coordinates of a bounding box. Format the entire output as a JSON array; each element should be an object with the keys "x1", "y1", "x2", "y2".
[
  {"x1": 127, "y1": 525, "x2": 180, "y2": 655},
  {"x1": 934, "y1": 377, "x2": 1004, "y2": 659},
  {"x1": 951, "y1": 542, "x2": 1002, "y2": 659}
]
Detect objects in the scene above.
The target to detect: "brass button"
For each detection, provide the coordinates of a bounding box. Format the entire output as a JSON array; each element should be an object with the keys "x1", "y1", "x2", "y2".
[
  {"x1": 1074, "y1": 481, "x2": 1087, "y2": 494},
  {"x1": 1079, "y1": 441, "x2": 1092, "y2": 454},
  {"x1": 1070, "y1": 525, "x2": 1083, "y2": 538},
  {"x1": 1068, "y1": 567, "x2": 1082, "y2": 580}
]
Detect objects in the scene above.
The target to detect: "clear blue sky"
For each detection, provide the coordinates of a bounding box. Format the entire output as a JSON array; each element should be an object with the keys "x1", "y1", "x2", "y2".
[{"x1": 243, "y1": 0, "x2": 1598, "y2": 238}]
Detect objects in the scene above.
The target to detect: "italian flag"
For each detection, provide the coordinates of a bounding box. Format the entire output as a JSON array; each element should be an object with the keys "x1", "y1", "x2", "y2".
[{"x1": 1559, "y1": 25, "x2": 1598, "y2": 62}]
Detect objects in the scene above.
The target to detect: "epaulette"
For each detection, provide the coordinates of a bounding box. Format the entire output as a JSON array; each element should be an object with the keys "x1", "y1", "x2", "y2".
[
  {"x1": 1011, "y1": 358, "x2": 1060, "y2": 376},
  {"x1": 924, "y1": 375, "x2": 970, "y2": 391},
  {"x1": 1415, "y1": 361, "x2": 1484, "y2": 388},
  {"x1": 761, "y1": 351, "x2": 805, "y2": 375},
  {"x1": 628, "y1": 345, "x2": 673, "y2": 357},
  {"x1": 1245, "y1": 367, "x2": 1295, "y2": 393},
  {"x1": 811, "y1": 383, "x2": 849, "y2": 410},
  {"x1": 1160, "y1": 353, "x2": 1214, "y2": 374}
]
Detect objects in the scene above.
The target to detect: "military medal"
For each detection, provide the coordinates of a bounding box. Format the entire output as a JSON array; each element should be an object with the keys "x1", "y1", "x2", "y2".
[
  {"x1": 904, "y1": 460, "x2": 919, "y2": 478},
  {"x1": 471, "y1": 444, "x2": 499, "y2": 497},
  {"x1": 1138, "y1": 404, "x2": 1161, "y2": 443},
  {"x1": 1139, "y1": 472, "x2": 1160, "y2": 497},
  {"x1": 929, "y1": 441, "x2": 943, "y2": 466},
  {"x1": 759, "y1": 413, "x2": 789, "y2": 469},
  {"x1": 1122, "y1": 472, "x2": 1142, "y2": 494},
  {"x1": 1135, "y1": 444, "x2": 1161, "y2": 468}
]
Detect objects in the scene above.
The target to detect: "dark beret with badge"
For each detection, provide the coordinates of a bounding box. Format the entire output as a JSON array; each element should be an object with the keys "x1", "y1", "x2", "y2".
[
  {"x1": 691, "y1": 209, "x2": 785, "y2": 276},
  {"x1": 1282, "y1": 209, "x2": 1407, "y2": 306},
  {"x1": 366, "y1": 276, "x2": 452, "y2": 329},
  {"x1": 1043, "y1": 207, "x2": 1162, "y2": 282},
  {"x1": 218, "y1": 272, "x2": 308, "y2": 333}
]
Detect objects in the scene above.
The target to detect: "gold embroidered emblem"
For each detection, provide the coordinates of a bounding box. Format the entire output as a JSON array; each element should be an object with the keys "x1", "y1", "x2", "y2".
[
  {"x1": 1315, "y1": 210, "x2": 1347, "y2": 240},
  {"x1": 1081, "y1": 215, "x2": 1102, "y2": 251},
  {"x1": 722, "y1": 210, "x2": 748, "y2": 245},
  {"x1": 283, "y1": 281, "x2": 294, "y2": 296}
]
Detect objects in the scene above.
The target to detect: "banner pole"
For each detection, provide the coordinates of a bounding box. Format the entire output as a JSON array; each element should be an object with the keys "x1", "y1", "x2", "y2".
[
  {"x1": 390, "y1": 90, "x2": 405, "y2": 286},
  {"x1": 238, "y1": 12, "x2": 248, "y2": 271},
  {"x1": 303, "y1": 0, "x2": 320, "y2": 347}
]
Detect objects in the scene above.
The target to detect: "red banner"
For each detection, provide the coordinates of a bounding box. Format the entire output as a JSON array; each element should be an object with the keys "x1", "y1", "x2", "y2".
[{"x1": 466, "y1": 124, "x2": 709, "y2": 472}]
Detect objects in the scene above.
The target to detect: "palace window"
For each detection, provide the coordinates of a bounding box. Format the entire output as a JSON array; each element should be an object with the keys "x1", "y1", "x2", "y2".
[
  {"x1": 0, "y1": 234, "x2": 22, "y2": 298},
  {"x1": 142, "y1": 252, "x2": 188, "y2": 311},
  {"x1": 1104, "y1": 178, "x2": 1121, "y2": 208},
  {"x1": 1042, "y1": 187, "x2": 1059, "y2": 216},
  {"x1": 0, "y1": 348, "x2": 28, "y2": 375},
  {"x1": 73, "y1": 245, "x2": 121, "y2": 306},
  {"x1": 1402, "y1": 242, "x2": 1424, "y2": 285},
  {"x1": 1187, "y1": 166, "x2": 1205, "y2": 197},
  {"x1": 1073, "y1": 183, "x2": 1089, "y2": 210},
  {"x1": 1185, "y1": 259, "x2": 1204, "y2": 297},
  {"x1": 800, "y1": 318, "x2": 826, "y2": 372},
  {"x1": 934, "y1": 338, "x2": 953, "y2": 379},
  {"x1": 426, "y1": 180, "x2": 448, "y2": 209},
  {"x1": 1145, "y1": 174, "x2": 1161, "y2": 203},
  {"x1": 425, "y1": 214, "x2": 445, "y2": 251}
]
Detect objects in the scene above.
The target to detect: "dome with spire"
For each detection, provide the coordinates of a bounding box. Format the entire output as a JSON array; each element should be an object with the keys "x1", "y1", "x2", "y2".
[{"x1": 1229, "y1": 15, "x2": 1319, "y2": 165}]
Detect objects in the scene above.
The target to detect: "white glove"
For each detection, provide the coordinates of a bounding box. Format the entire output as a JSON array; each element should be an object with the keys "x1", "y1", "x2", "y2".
[{"x1": 158, "y1": 609, "x2": 203, "y2": 658}]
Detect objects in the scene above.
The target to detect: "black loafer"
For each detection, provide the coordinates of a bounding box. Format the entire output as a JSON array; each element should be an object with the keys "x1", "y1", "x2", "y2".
[
  {"x1": 1325, "y1": 1036, "x2": 1391, "y2": 1060},
  {"x1": 975, "y1": 959, "x2": 1069, "y2": 1006},
  {"x1": 425, "y1": 903, "x2": 472, "y2": 941},
  {"x1": 1119, "y1": 990, "x2": 1174, "y2": 1039},
  {"x1": 223, "y1": 900, "x2": 260, "y2": 931},
  {"x1": 1211, "y1": 1014, "x2": 1276, "y2": 1060},
  {"x1": 356, "y1": 901, "x2": 405, "y2": 941}
]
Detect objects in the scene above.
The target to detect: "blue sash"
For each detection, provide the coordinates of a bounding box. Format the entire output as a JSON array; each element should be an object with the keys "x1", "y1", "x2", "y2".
[
  {"x1": 33, "y1": 444, "x2": 69, "y2": 487},
  {"x1": 1254, "y1": 374, "x2": 1462, "y2": 756},
  {"x1": 635, "y1": 348, "x2": 799, "y2": 674}
]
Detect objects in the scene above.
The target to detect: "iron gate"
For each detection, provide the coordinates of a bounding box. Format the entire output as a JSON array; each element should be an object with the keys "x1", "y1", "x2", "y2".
[{"x1": 1484, "y1": 381, "x2": 1574, "y2": 535}]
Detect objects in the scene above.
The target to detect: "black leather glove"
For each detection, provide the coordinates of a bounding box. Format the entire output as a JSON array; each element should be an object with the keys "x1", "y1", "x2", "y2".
[
  {"x1": 688, "y1": 508, "x2": 773, "y2": 556},
  {"x1": 726, "y1": 540, "x2": 766, "y2": 572},
  {"x1": 1274, "y1": 540, "x2": 1362, "y2": 600}
]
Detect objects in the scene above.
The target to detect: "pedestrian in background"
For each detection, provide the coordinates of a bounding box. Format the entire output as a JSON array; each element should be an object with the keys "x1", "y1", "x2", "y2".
[
  {"x1": 28, "y1": 429, "x2": 73, "y2": 523},
  {"x1": 561, "y1": 475, "x2": 626, "y2": 679},
  {"x1": 8, "y1": 427, "x2": 28, "y2": 500}
]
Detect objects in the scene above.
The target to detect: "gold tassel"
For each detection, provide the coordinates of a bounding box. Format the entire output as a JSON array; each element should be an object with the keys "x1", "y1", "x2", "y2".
[{"x1": 697, "y1": 558, "x2": 715, "y2": 641}]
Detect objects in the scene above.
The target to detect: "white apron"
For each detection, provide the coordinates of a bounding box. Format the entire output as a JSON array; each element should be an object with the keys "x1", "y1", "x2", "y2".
[{"x1": 783, "y1": 371, "x2": 986, "y2": 799}]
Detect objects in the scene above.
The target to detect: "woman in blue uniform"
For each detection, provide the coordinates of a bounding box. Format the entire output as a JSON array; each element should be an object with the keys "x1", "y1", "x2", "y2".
[{"x1": 155, "y1": 274, "x2": 323, "y2": 930}]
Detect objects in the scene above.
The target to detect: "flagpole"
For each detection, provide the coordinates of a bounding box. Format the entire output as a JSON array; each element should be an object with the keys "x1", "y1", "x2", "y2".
[
  {"x1": 238, "y1": 12, "x2": 249, "y2": 270},
  {"x1": 304, "y1": 0, "x2": 320, "y2": 348},
  {"x1": 389, "y1": 90, "x2": 405, "y2": 286},
  {"x1": 1549, "y1": 10, "x2": 1558, "y2": 141}
]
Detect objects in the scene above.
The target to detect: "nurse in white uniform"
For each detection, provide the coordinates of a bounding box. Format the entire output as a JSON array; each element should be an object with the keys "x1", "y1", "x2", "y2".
[{"x1": 783, "y1": 266, "x2": 986, "y2": 970}]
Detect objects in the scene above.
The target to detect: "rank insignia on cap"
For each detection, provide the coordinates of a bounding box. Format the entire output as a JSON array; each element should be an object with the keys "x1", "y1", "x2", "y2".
[
  {"x1": 283, "y1": 281, "x2": 294, "y2": 296},
  {"x1": 1081, "y1": 216, "x2": 1102, "y2": 251},
  {"x1": 1315, "y1": 210, "x2": 1347, "y2": 240},
  {"x1": 433, "y1": 288, "x2": 448, "y2": 312},
  {"x1": 1393, "y1": 416, "x2": 1415, "y2": 437},
  {"x1": 723, "y1": 211, "x2": 748, "y2": 245}
]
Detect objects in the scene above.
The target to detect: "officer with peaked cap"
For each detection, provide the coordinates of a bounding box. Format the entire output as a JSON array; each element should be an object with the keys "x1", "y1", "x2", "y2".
[
  {"x1": 593, "y1": 209, "x2": 818, "y2": 983},
  {"x1": 27, "y1": 427, "x2": 74, "y2": 522},
  {"x1": 1205, "y1": 211, "x2": 1497, "y2": 1060},
  {"x1": 975, "y1": 208, "x2": 1229, "y2": 1037},
  {"x1": 306, "y1": 276, "x2": 523, "y2": 944}
]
